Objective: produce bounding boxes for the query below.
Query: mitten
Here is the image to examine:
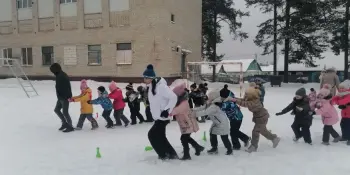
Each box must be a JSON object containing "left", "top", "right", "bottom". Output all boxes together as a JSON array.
[
  {"left": 160, "top": 109, "right": 169, "bottom": 118},
  {"left": 339, "top": 105, "right": 346, "bottom": 109}
]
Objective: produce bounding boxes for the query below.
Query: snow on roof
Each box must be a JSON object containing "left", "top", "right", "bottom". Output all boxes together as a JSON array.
[
  {"left": 276, "top": 52, "right": 346, "bottom": 71},
  {"left": 200, "top": 59, "right": 255, "bottom": 74},
  {"left": 261, "top": 65, "right": 273, "bottom": 72}
]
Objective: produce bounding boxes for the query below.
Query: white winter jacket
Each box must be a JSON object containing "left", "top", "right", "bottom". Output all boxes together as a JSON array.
[{"left": 147, "top": 78, "right": 177, "bottom": 121}]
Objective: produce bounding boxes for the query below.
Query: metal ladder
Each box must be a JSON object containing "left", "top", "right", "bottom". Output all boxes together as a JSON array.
[{"left": 4, "top": 58, "right": 39, "bottom": 98}]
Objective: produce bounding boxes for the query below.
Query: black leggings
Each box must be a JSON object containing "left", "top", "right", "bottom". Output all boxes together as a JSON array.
[{"left": 148, "top": 120, "right": 177, "bottom": 158}]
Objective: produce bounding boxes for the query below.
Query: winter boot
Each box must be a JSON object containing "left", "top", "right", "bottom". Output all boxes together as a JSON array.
[
  {"left": 75, "top": 127, "right": 82, "bottom": 131},
  {"left": 124, "top": 121, "right": 130, "bottom": 127},
  {"left": 130, "top": 122, "right": 137, "bottom": 125},
  {"left": 139, "top": 120, "right": 144, "bottom": 124},
  {"left": 340, "top": 137, "right": 347, "bottom": 141},
  {"left": 293, "top": 136, "right": 300, "bottom": 142},
  {"left": 226, "top": 149, "right": 233, "bottom": 155},
  {"left": 246, "top": 145, "right": 257, "bottom": 153},
  {"left": 322, "top": 142, "right": 330, "bottom": 146},
  {"left": 91, "top": 120, "right": 99, "bottom": 130},
  {"left": 63, "top": 126, "right": 74, "bottom": 133},
  {"left": 194, "top": 145, "right": 205, "bottom": 156},
  {"left": 106, "top": 124, "right": 115, "bottom": 129},
  {"left": 272, "top": 137, "right": 281, "bottom": 148},
  {"left": 207, "top": 148, "right": 218, "bottom": 155},
  {"left": 180, "top": 149, "right": 191, "bottom": 161},
  {"left": 347, "top": 140, "right": 350, "bottom": 146},
  {"left": 244, "top": 137, "right": 251, "bottom": 147},
  {"left": 333, "top": 137, "right": 341, "bottom": 143},
  {"left": 168, "top": 153, "right": 179, "bottom": 160},
  {"left": 58, "top": 123, "right": 67, "bottom": 131}
]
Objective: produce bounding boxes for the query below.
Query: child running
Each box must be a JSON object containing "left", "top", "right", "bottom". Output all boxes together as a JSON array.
[
  {"left": 125, "top": 83, "right": 145, "bottom": 125},
  {"left": 109, "top": 81, "right": 130, "bottom": 127}
]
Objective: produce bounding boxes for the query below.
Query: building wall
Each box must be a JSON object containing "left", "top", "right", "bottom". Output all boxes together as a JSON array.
[{"left": 0, "top": 0, "right": 202, "bottom": 81}]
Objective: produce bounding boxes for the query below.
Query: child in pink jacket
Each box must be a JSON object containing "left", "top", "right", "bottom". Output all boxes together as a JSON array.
[
  {"left": 170, "top": 82, "right": 204, "bottom": 160},
  {"left": 311, "top": 84, "right": 341, "bottom": 145}
]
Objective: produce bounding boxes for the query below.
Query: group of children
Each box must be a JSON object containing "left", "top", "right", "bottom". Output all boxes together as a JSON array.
[
  {"left": 67, "top": 80, "right": 154, "bottom": 130},
  {"left": 276, "top": 80, "right": 350, "bottom": 146}
]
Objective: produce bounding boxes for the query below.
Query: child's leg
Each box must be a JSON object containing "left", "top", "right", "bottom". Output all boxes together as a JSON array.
[
  {"left": 329, "top": 125, "right": 340, "bottom": 139},
  {"left": 230, "top": 120, "right": 242, "bottom": 149},
  {"left": 343, "top": 118, "right": 350, "bottom": 141},
  {"left": 322, "top": 125, "right": 331, "bottom": 143},
  {"left": 113, "top": 110, "right": 122, "bottom": 126},
  {"left": 76, "top": 114, "right": 87, "bottom": 129},
  {"left": 130, "top": 110, "right": 137, "bottom": 124},
  {"left": 301, "top": 125, "right": 312, "bottom": 144},
  {"left": 340, "top": 118, "right": 346, "bottom": 139},
  {"left": 210, "top": 133, "right": 218, "bottom": 149},
  {"left": 180, "top": 134, "right": 191, "bottom": 158},
  {"left": 291, "top": 121, "right": 302, "bottom": 139},
  {"left": 136, "top": 111, "right": 145, "bottom": 122},
  {"left": 251, "top": 123, "right": 262, "bottom": 148},
  {"left": 102, "top": 110, "right": 113, "bottom": 126},
  {"left": 145, "top": 106, "right": 153, "bottom": 122},
  {"left": 86, "top": 114, "right": 98, "bottom": 129},
  {"left": 220, "top": 135, "right": 233, "bottom": 151},
  {"left": 119, "top": 109, "right": 130, "bottom": 126}
]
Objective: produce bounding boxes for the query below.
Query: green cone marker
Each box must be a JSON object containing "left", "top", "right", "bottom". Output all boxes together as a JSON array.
[
  {"left": 202, "top": 131, "right": 207, "bottom": 142},
  {"left": 96, "top": 147, "right": 101, "bottom": 158}
]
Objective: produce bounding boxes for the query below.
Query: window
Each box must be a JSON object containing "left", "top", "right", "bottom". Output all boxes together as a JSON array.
[
  {"left": 171, "top": 14, "right": 175, "bottom": 23},
  {"left": 116, "top": 43, "right": 132, "bottom": 65},
  {"left": 21, "top": 48, "right": 33, "bottom": 66},
  {"left": 17, "top": 0, "right": 32, "bottom": 9},
  {"left": 42, "top": 46, "right": 54, "bottom": 66},
  {"left": 2, "top": 48, "right": 13, "bottom": 65},
  {"left": 88, "top": 45, "right": 102, "bottom": 65},
  {"left": 60, "top": 0, "right": 77, "bottom": 4}
]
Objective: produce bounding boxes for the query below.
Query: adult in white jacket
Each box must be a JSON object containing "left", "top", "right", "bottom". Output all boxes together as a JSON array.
[{"left": 143, "top": 64, "right": 178, "bottom": 160}]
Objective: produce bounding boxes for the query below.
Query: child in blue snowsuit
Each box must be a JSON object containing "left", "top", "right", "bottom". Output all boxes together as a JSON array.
[
  {"left": 88, "top": 86, "right": 114, "bottom": 128},
  {"left": 220, "top": 87, "right": 250, "bottom": 150}
]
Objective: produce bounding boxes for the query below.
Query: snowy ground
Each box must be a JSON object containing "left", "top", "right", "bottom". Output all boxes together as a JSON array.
[{"left": 0, "top": 79, "right": 349, "bottom": 175}]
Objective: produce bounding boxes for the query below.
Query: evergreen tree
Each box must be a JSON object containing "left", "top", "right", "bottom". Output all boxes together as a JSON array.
[
  {"left": 202, "top": 0, "right": 249, "bottom": 81},
  {"left": 246, "top": 0, "right": 330, "bottom": 83}
]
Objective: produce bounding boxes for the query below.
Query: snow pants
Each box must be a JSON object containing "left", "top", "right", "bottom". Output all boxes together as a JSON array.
[
  {"left": 180, "top": 134, "right": 201, "bottom": 157},
  {"left": 148, "top": 120, "right": 177, "bottom": 159},
  {"left": 113, "top": 108, "right": 130, "bottom": 126},
  {"left": 102, "top": 109, "right": 113, "bottom": 126},
  {"left": 323, "top": 125, "right": 340, "bottom": 143},
  {"left": 252, "top": 118, "right": 277, "bottom": 148},
  {"left": 291, "top": 121, "right": 312, "bottom": 144},
  {"left": 340, "top": 118, "right": 350, "bottom": 141},
  {"left": 145, "top": 106, "right": 154, "bottom": 122},
  {"left": 76, "top": 114, "right": 98, "bottom": 129},
  {"left": 230, "top": 120, "right": 250, "bottom": 149},
  {"left": 210, "top": 134, "right": 232, "bottom": 151}
]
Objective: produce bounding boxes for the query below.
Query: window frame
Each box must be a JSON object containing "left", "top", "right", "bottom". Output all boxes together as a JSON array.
[
  {"left": 41, "top": 46, "right": 54, "bottom": 66},
  {"left": 116, "top": 43, "right": 132, "bottom": 65},
  {"left": 88, "top": 45, "right": 102, "bottom": 66},
  {"left": 2, "top": 48, "right": 13, "bottom": 66},
  {"left": 60, "top": 0, "right": 77, "bottom": 4},
  {"left": 17, "top": 0, "right": 32, "bottom": 9},
  {"left": 21, "top": 48, "right": 33, "bottom": 66}
]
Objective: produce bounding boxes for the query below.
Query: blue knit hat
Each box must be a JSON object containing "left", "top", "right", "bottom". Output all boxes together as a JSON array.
[{"left": 143, "top": 64, "right": 156, "bottom": 78}]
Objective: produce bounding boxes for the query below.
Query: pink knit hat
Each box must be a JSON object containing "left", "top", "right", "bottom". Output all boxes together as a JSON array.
[
  {"left": 80, "top": 79, "right": 88, "bottom": 90},
  {"left": 109, "top": 81, "right": 118, "bottom": 92},
  {"left": 172, "top": 82, "right": 186, "bottom": 96},
  {"left": 317, "top": 84, "right": 331, "bottom": 99}
]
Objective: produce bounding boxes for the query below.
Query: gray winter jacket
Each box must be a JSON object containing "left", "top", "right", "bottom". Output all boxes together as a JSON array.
[
  {"left": 193, "top": 97, "right": 230, "bottom": 135},
  {"left": 320, "top": 68, "right": 340, "bottom": 96}
]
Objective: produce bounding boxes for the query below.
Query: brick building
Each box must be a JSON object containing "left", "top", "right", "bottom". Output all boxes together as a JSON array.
[{"left": 0, "top": 0, "right": 202, "bottom": 82}]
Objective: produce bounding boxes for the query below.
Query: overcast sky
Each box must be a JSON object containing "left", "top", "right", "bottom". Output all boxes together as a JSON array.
[{"left": 217, "top": 1, "right": 273, "bottom": 64}]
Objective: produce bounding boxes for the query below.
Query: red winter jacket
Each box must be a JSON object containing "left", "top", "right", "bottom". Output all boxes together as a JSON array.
[
  {"left": 108, "top": 88, "right": 126, "bottom": 110},
  {"left": 332, "top": 94, "right": 350, "bottom": 118}
]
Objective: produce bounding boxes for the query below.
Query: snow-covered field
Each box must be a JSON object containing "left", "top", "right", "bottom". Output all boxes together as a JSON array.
[{"left": 0, "top": 79, "right": 349, "bottom": 175}]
